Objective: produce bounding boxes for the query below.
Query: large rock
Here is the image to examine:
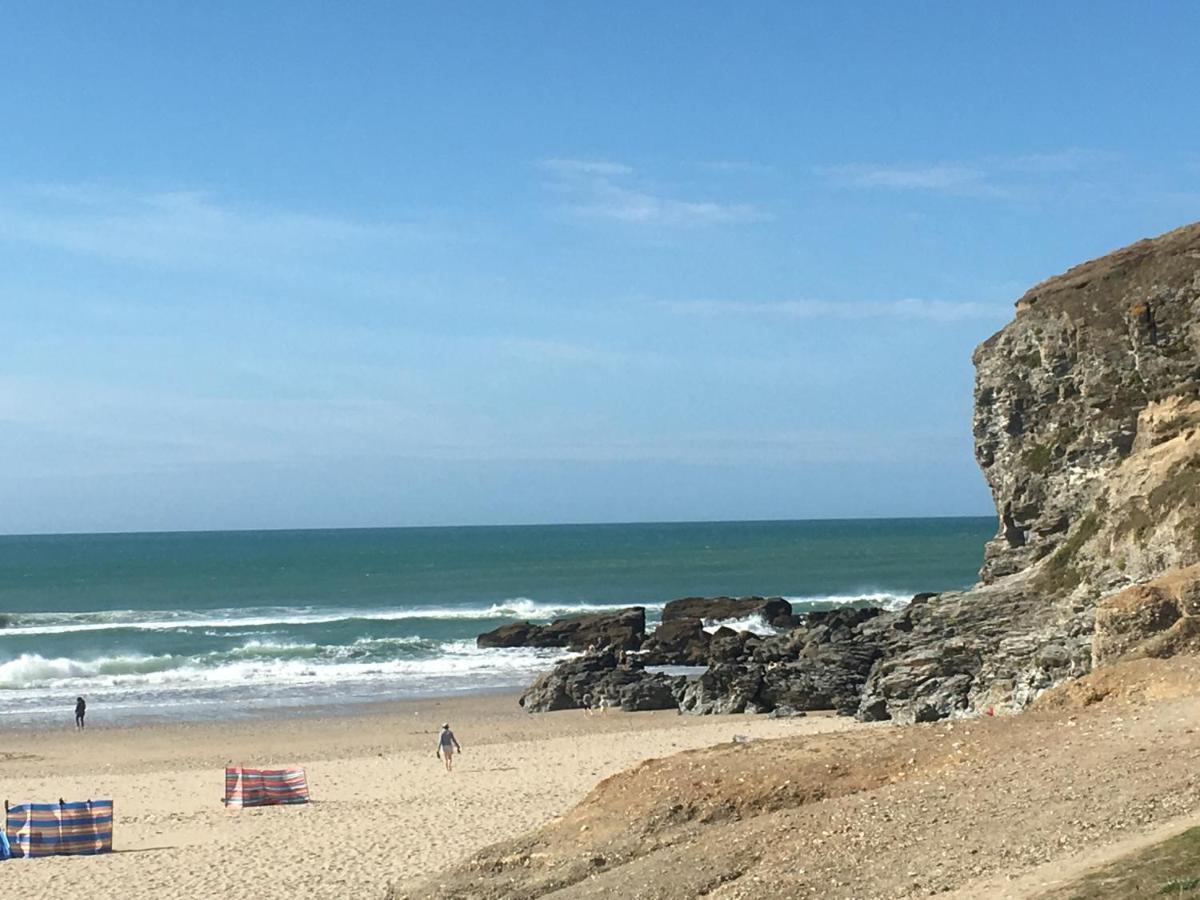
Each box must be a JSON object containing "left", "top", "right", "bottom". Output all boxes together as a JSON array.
[
  {"left": 661, "top": 596, "right": 793, "bottom": 627},
  {"left": 856, "top": 223, "right": 1200, "bottom": 721},
  {"left": 639, "top": 617, "right": 711, "bottom": 665},
  {"left": 519, "top": 652, "right": 682, "bottom": 713},
  {"left": 974, "top": 224, "right": 1200, "bottom": 586},
  {"left": 676, "top": 664, "right": 765, "bottom": 714},
  {"left": 478, "top": 607, "right": 646, "bottom": 652}
]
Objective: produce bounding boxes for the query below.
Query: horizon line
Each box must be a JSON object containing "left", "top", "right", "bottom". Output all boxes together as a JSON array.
[{"left": 0, "top": 512, "right": 998, "bottom": 540}]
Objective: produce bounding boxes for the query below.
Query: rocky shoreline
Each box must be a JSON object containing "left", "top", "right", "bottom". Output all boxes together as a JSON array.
[
  {"left": 483, "top": 222, "right": 1200, "bottom": 725},
  {"left": 477, "top": 596, "right": 890, "bottom": 717}
]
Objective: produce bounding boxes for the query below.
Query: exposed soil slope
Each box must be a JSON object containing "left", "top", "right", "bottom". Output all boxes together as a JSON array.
[{"left": 393, "top": 655, "right": 1200, "bottom": 899}]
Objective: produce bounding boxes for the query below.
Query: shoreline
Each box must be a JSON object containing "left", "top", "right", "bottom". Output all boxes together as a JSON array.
[
  {"left": 0, "top": 690, "right": 860, "bottom": 899},
  {"left": 0, "top": 682, "right": 531, "bottom": 733}
]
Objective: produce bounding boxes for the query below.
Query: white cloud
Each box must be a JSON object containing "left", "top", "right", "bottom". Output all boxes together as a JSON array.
[
  {"left": 539, "top": 158, "right": 634, "bottom": 177},
  {"left": 822, "top": 163, "right": 988, "bottom": 192},
  {"left": 574, "top": 183, "right": 762, "bottom": 226},
  {"left": 820, "top": 148, "right": 1114, "bottom": 196},
  {"left": 664, "top": 298, "right": 1007, "bottom": 323},
  {"left": 539, "top": 158, "right": 765, "bottom": 227}
]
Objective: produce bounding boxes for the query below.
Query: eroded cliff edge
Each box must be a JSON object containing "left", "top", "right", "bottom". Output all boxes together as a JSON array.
[{"left": 858, "top": 221, "right": 1200, "bottom": 722}]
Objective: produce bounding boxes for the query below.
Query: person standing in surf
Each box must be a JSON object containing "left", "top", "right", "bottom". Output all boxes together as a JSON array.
[
  {"left": 74, "top": 696, "right": 86, "bottom": 729},
  {"left": 436, "top": 723, "right": 462, "bottom": 772}
]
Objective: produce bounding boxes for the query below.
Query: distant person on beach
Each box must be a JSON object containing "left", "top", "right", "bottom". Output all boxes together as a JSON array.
[
  {"left": 437, "top": 723, "right": 462, "bottom": 772},
  {"left": 74, "top": 696, "right": 86, "bottom": 729}
]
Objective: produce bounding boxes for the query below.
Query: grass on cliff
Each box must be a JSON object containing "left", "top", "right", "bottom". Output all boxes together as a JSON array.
[
  {"left": 1037, "top": 512, "right": 1102, "bottom": 593},
  {"left": 1039, "top": 827, "right": 1200, "bottom": 898}
]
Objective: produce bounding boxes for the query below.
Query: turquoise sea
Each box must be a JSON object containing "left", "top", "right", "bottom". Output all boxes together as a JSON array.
[{"left": 0, "top": 518, "right": 994, "bottom": 724}]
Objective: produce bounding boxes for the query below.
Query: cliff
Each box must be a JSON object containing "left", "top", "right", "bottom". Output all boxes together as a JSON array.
[
  {"left": 975, "top": 221, "right": 1200, "bottom": 585},
  {"left": 857, "top": 221, "right": 1200, "bottom": 722}
]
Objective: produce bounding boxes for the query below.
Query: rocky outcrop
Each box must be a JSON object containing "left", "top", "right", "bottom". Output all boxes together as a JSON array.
[
  {"left": 476, "top": 607, "right": 646, "bottom": 652},
  {"left": 975, "top": 223, "right": 1200, "bottom": 585},
  {"left": 519, "top": 652, "right": 682, "bottom": 713},
  {"left": 660, "top": 595, "right": 793, "bottom": 627},
  {"left": 638, "top": 617, "right": 711, "bottom": 665},
  {"left": 856, "top": 223, "right": 1200, "bottom": 721},
  {"left": 523, "top": 605, "right": 887, "bottom": 716}
]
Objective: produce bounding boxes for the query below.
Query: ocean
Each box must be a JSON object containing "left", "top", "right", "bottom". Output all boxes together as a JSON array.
[{"left": 0, "top": 517, "right": 994, "bottom": 725}]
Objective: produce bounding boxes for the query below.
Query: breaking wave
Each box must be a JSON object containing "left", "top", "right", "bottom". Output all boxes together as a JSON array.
[{"left": 0, "top": 598, "right": 665, "bottom": 638}]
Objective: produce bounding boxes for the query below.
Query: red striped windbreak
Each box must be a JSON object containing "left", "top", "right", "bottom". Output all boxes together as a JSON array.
[
  {"left": 5, "top": 800, "right": 113, "bottom": 857},
  {"left": 223, "top": 767, "right": 309, "bottom": 808}
]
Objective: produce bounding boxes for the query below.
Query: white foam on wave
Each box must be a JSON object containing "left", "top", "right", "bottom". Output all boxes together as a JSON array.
[
  {"left": 782, "top": 591, "right": 913, "bottom": 611},
  {"left": 0, "top": 652, "right": 182, "bottom": 687},
  {"left": 0, "top": 640, "right": 564, "bottom": 696},
  {"left": 0, "top": 598, "right": 663, "bottom": 637},
  {"left": 701, "top": 613, "right": 779, "bottom": 636}
]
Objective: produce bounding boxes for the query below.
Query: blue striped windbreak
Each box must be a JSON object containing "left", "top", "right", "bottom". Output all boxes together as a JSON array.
[{"left": 5, "top": 800, "right": 114, "bottom": 857}]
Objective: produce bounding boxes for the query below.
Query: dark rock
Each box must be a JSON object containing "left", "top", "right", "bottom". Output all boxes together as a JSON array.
[
  {"left": 519, "top": 652, "right": 679, "bottom": 713},
  {"left": 639, "top": 618, "right": 711, "bottom": 665},
  {"left": 478, "top": 607, "right": 645, "bottom": 652},
  {"left": 804, "top": 607, "right": 884, "bottom": 633},
  {"left": 617, "top": 675, "right": 683, "bottom": 712},
  {"left": 707, "top": 629, "right": 761, "bottom": 664},
  {"left": 661, "top": 596, "right": 792, "bottom": 627},
  {"left": 540, "top": 607, "right": 645, "bottom": 652},
  {"left": 676, "top": 664, "right": 765, "bottom": 715},
  {"left": 475, "top": 621, "right": 536, "bottom": 649}
]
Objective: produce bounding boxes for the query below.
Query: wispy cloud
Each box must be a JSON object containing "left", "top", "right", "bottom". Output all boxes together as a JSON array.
[
  {"left": 665, "top": 298, "right": 1007, "bottom": 323},
  {"left": 0, "top": 183, "right": 429, "bottom": 270},
  {"left": 819, "top": 148, "right": 1114, "bottom": 197},
  {"left": 823, "top": 163, "right": 987, "bottom": 192},
  {"left": 539, "top": 157, "right": 765, "bottom": 226}
]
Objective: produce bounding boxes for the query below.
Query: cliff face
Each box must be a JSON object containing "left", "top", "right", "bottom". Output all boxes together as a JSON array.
[
  {"left": 974, "top": 223, "right": 1200, "bottom": 586},
  {"left": 857, "top": 223, "right": 1200, "bottom": 723}
]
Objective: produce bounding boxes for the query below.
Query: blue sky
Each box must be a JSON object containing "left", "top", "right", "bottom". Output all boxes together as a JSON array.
[{"left": 2, "top": 3, "right": 1198, "bottom": 533}]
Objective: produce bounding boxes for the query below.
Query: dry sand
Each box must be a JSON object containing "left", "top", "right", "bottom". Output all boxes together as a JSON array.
[{"left": 0, "top": 693, "right": 856, "bottom": 899}]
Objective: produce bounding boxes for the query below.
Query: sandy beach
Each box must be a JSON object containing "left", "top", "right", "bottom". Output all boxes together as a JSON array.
[{"left": 0, "top": 693, "right": 857, "bottom": 899}]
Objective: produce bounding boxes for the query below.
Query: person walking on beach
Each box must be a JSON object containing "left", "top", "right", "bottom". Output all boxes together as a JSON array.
[
  {"left": 74, "top": 696, "right": 86, "bottom": 730},
  {"left": 437, "top": 723, "right": 462, "bottom": 772}
]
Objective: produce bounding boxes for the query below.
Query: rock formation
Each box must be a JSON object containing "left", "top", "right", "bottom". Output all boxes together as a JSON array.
[
  {"left": 658, "top": 595, "right": 793, "bottom": 627},
  {"left": 855, "top": 222, "right": 1200, "bottom": 721},
  {"left": 519, "top": 606, "right": 884, "bottom": 715},
  {"left": 476, "top": 607, "right": 646, "bottom": 652},
  {"left": 518, "top": 650, "right": 683, "bottom": 713}
]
